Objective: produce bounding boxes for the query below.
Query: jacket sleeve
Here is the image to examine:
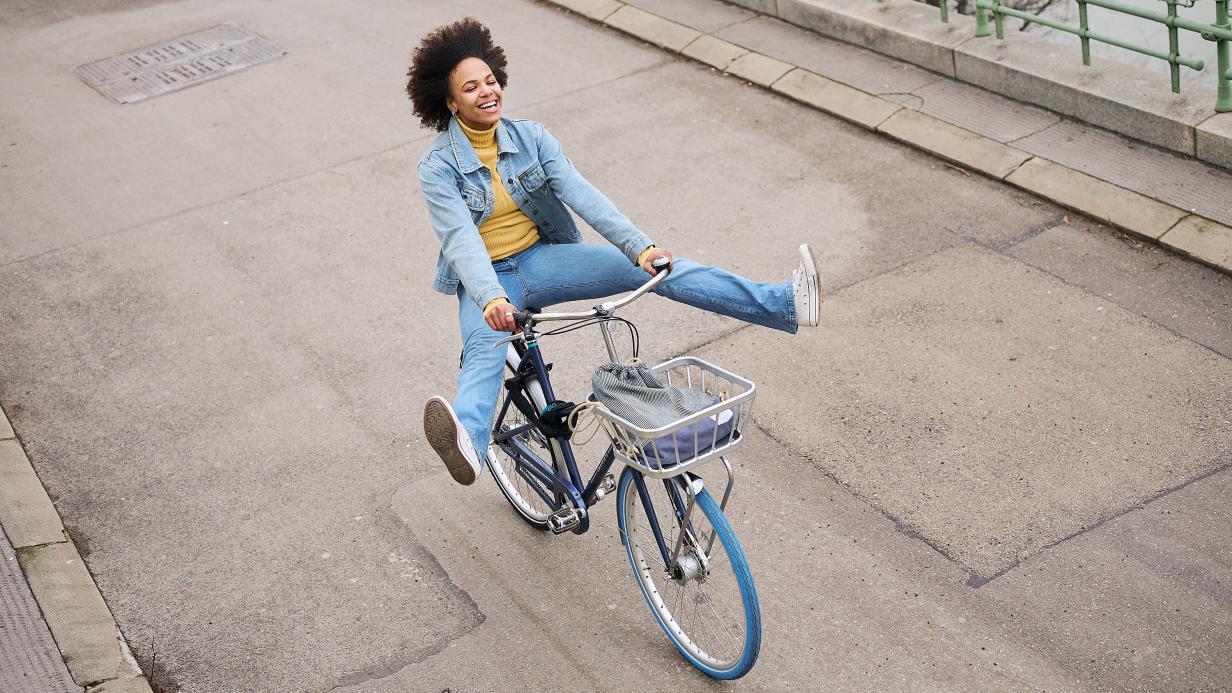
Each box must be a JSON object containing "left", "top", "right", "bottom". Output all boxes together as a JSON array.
[
  {"left": 535, "top": 122, "right": 653, "bottom": 264},
  {"left": 418, "top": 159, "right": 506, "bottom": 309}
]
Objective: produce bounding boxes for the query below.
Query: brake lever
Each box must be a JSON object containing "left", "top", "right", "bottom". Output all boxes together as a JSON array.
[{"left": 491, "top": 332, "right": 527, "bottom": 347}]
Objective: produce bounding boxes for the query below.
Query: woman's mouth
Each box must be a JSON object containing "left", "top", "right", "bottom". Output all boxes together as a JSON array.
[{"left": 478, "top": 100, "right": 499, "bottom": 113}]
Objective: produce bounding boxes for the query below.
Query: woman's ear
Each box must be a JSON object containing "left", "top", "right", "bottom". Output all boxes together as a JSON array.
[{"left": 445, "top": 98, "right": 457, "bottom": 115}]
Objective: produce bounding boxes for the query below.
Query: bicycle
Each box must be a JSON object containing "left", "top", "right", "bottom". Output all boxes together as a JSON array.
[{"left": 485, "top": 259, "right": 762, "bottom": 680}]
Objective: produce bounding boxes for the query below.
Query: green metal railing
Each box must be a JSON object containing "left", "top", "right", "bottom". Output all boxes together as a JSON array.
[{"left": 937, "top": 0, "right": 1232, "bottom": 112}]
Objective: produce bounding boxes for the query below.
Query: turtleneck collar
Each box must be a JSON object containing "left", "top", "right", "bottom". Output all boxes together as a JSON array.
[{"left": 457, "top": 116, "right": 497, "bottom": 149}]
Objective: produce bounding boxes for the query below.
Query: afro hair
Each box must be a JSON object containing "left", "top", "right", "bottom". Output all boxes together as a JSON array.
[{"left": 406, "top": 17, "right": 509, "bottom": 132}]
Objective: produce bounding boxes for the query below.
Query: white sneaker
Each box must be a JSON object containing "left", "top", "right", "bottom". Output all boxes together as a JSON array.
[
  {"left": 423, "top": 396, "right": 481, "bottom": 485},
  {"left": 792, "top": 243, "right": 821, "bottom": 327}
]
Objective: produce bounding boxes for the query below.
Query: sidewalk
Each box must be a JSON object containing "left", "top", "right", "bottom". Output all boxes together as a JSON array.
[
  {"left": 553, "top": 0, "right": 1232, "bottom": 275},
  {"left": 0, "top": 407, "right": 151, "bottom": 693}
]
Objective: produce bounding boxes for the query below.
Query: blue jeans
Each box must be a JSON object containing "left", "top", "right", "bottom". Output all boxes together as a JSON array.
[{"left": 454, "top": 242, "right": 797, "bottom": 456}]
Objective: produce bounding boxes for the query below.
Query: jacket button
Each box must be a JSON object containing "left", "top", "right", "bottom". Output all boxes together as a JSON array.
[{"left": 507, "top": 178, "right": 514, "bottom": 184}]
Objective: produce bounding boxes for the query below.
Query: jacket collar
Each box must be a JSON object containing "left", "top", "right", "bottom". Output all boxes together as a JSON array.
[{"left": 447, "top": 117, "right": 519, "bottom": 173}]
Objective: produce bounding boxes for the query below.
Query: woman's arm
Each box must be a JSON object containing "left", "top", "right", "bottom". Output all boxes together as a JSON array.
[
  {"left": 535, "top": 123, "right": 654, "bottom": 266},
  {"left": 418, "top": 159, "right": 507, "bottom": 309}
]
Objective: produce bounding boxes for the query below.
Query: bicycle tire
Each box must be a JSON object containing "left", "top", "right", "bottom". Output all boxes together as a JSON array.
[
  {"left": 616, "top": 465, "right": 761, "bottom": 679},
  {"left": 487, "top": 382, "right": 562, "bottom": 531}
]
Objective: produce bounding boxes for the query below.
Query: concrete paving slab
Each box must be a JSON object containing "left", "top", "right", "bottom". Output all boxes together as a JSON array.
[
  {"left": 604, "top": 5, "right": 700, "bottom": 52},
  {"left": 1006, "top": 158, "right": 1188, "bottom": 241},
  {"left": 1160, "top": 214, "right": 1232, "bottom": 273},
  {"left": 1196, "top": 112, "right": 1232, "bottom": 170},
  {"left": 724, "top": 51, "right": 793, "bottom": 87},
  {"left": 909, "top": 78, "right": 1060, "bottom": 144},
  {"left": 0, "top": 406, "right": 13, "bottom": 439},
  {"left": 0, "top": 527, "right": 80, "bottom": 693},
  {"left": 87, "top": 677, "right": 153, "bottom": 693},
  {"left": 877, "top": 108, "right": 1032, "bottom": 179},
  {"left": 978, "top": 467, "right": 1232, "bottom": 690},
  {"left": 715, "top": 15, "right": 941, "bottom": 99},
  {"left": 18, "top": 541, "right": 141, "bottom": 687},
  {"left": 1015, "top": 119, "right": 1232, "bottom": 228},
  {"left": 625, "top": 0, "right": 754, "bottom": 34},
  {"left": 0, "top": 0, "right": 665, "bottom": 266},
  {"left": 680, "top": 34, "right": 748, "bottom": 70},
  {"left": 776, "top": 0, "right": 970, "bottom": 77},
  {"left": 724, "top": 0, "right": 776, "bottom": 14},
  {"left": 772, "top": 68, "right": 902, "bottom": 129},
  {"left": 1006, "top": 220, "right": 1232, "bottom": 359},
  {"left": 375, "top": 426, "right": 1078, "bottom": 691},
  {"left": 551, "top": 0, "right": 624, "bottom": 22},
  {"left": 696, "top": 244, "right": 1232, "bottom": 579},
  {"left": 954, "top": 31, "right": 1213, "bottom": 156},
  {"left": 0, "top": 440, "right": 66, "bottom": 548}
]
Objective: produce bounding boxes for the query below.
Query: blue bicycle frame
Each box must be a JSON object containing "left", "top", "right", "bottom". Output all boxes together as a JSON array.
[{"left": 490, "top": 326, "right": 692, "bottom": 567}]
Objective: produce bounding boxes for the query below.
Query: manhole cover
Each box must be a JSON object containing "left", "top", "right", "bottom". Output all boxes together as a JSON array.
[{"left": 74, "top": 23, "right": 285, "bottom": 104}]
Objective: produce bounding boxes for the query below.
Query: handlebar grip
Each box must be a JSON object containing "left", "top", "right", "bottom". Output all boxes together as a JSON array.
[
  {"left": 512, "top": 309, "right": 534, "bottom": 328},
  {"left": 651, "top": 256, "right": 672, "bottom": 274}
]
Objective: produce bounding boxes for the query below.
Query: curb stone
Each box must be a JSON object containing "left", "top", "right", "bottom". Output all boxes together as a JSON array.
[
  {"left": 546, "top": 0, "right": 1232, "bottom": 277},
  {"left": 605, "top": 5, "right": 700, "bottom": 51},
  {"left": 771, "top": 68, "right": 901, "bottom": 129},
  {"left": 1160, "top": 216, "right": 1232, "bottom": 272},
  {"left": 0, "top": 406, "right": 153, "bottom": 693},
  {"left": 681, "top": 34, "right": 749, "bottom": 70},
  {"left": 725, "top": 51, "right": 793, "bottom": 87},
  {"left": 877, "top": 108, "right": 1032, "bottom": 179}
]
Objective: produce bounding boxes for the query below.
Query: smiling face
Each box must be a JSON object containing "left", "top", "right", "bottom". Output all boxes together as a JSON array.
[{"left": 446, "top": 57, "right": 502, "bottom": 131}]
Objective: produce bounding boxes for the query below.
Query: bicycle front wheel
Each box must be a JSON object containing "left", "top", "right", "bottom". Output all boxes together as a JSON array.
[{"left": 616, "top": 466, "right": 761, "bottom": 679}]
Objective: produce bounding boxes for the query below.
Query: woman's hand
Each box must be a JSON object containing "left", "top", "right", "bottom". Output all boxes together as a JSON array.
[
  {"left": 484, "top": 297, "right": 519, "bottom": 332},
  {"left": 641, "top": 247, "right": 674, "bottom": 275}
]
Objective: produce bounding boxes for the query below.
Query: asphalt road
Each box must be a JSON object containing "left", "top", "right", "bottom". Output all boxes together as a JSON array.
[{"left": 1, "top": 0, "right": 1229, "bottom": 690}]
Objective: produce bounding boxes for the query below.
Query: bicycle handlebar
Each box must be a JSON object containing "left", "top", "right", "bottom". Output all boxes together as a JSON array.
[{"left": 514, "top": 257, "right": 672, "bottom": 328}]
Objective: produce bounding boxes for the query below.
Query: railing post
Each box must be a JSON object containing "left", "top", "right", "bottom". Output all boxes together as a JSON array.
[
  {"left": 975, "top": 0, "right": 992, "bottom": 37},
  {"left": 1078, "top": 0, "right": 1091, "bottom": 66},
  {"left": 940, "top": 0, "right": 949, "bottom": 24},
  {"left": 1167, "top": 1, "right": 1181, "bottom": 93},
  {"left": 994, "top": 0, "right": 1005, "bottom": 39},
  {"left": 1218, "top": 0, "right": 1232, "bottom": 111}
]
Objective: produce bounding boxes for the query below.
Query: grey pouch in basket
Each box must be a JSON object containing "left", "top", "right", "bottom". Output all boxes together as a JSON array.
[
  {"left": 642, "top": 406, "right": 738, "bottom": 469},
  {"left": 591, "top": 362, "right": 735, "bottom": 468}
]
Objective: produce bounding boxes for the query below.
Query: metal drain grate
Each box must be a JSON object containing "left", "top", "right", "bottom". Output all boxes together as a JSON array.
[
  {"left": 74, "top": 23, "right": 285, "bottom": 104},
  {"left": 0, "top": 527, "right": 80, "bottom": 693}
]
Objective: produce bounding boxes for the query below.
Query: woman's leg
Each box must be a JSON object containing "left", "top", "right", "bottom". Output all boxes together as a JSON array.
[
  {"left": 452, "top": 284, "right": 522, "bottom": 459},
  {"left": 518, "top": 243, "right": 798, "bottom": 333}
]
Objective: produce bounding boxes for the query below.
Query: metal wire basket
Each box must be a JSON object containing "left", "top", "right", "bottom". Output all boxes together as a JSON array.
[{"left": 587, "top": 356, "right": 756, "bottom": 479}]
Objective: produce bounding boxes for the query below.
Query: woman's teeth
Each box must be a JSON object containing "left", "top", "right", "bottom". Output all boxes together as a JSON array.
[{"left": 479, "top": 101, "right": 498, "bottom": 111}]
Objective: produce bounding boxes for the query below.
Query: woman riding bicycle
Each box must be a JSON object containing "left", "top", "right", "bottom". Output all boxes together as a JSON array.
[{"left": 409, "top": 17, "right": 821, "bottom": 486}]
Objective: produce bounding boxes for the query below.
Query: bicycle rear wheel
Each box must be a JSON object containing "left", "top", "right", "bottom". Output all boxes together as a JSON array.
[
  {"left": 615, "top": 466, "right": 761, "bottom": 679},
  {"left": 488, "top": 385, "right": 561, "bottom": 531}
]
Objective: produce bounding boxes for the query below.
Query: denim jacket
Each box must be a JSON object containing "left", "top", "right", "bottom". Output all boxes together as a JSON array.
[{"left": 418, "top": 117, "right": 653, "bottom": 309}]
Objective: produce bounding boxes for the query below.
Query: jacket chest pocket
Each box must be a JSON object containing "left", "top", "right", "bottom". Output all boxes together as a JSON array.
[
  {"left": 461, "top": 183, "right": 486, "bottom": 212},
  {"left": 517, "top": 162, "right": 548, "bottom": 193}
]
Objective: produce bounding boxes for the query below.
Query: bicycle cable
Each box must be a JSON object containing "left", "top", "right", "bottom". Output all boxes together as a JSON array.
[{"left": 538, "top": 315, "right": 640, "bottom": 358}]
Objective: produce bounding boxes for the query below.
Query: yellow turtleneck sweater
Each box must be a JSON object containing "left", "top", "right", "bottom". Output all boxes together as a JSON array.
[{"left": 458, "top": 118, "right": 540, "bottom": 261}]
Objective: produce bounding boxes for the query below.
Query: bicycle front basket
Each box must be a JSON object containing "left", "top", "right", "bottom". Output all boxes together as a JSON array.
[{"left": 588, "top": 357, "right": 755, "bottom": 479}]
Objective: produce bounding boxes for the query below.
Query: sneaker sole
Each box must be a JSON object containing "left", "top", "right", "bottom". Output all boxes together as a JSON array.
[
  {"left": 798, "top": 243, "right": 821, "bottom": 326},
  {"left": 423, "top": 399, "right": 478, "bottom": 485}
]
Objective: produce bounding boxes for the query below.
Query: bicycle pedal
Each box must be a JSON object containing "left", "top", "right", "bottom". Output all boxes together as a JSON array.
[
  {"left": 592, "top": 473, "right": 616, "bottom": 501},
  {"left": 547, "top": 506, "right": 583, "bottom": 534}
]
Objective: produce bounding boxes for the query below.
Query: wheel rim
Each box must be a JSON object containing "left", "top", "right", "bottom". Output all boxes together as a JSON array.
[
  {"left": 622, "top": 476, "right": 752, "bottom": 671},
  {"left": 488, "top": 393, "right": 556, "bottom": 524}
]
